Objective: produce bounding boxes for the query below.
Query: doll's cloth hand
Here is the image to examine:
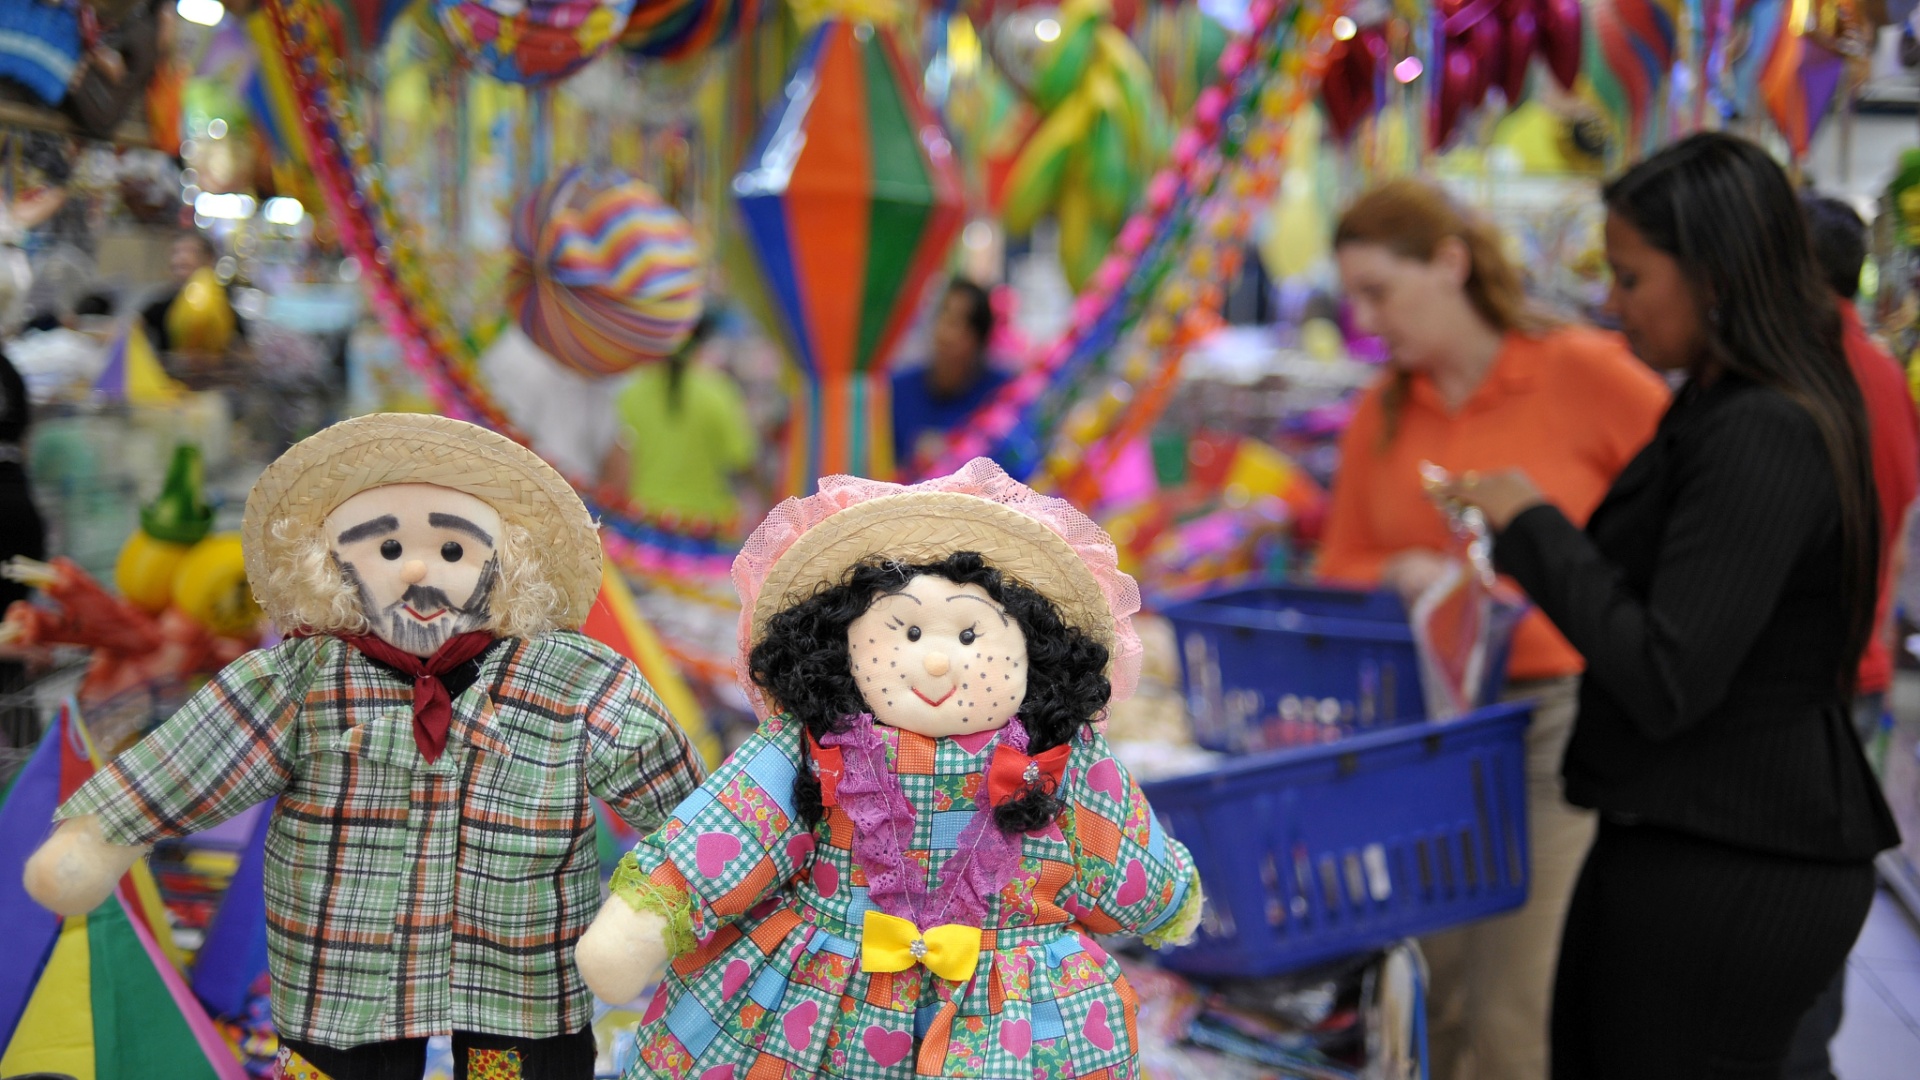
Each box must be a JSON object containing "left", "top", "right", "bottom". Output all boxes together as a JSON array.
[
  {"left": 23, "top": 814, "right": 146, "bottom": 917},
  {"left": 575, "top": 896, "right": 674, "bottom": 1006}
]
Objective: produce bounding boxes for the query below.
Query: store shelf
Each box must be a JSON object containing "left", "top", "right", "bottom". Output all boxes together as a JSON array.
[{"left": 0, "top": 98, "right": 155, "bottom": 150}]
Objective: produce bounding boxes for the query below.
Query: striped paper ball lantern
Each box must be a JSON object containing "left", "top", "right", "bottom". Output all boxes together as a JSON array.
[{"left": 508, "top": 168, "right": 705, "bottom": 377}]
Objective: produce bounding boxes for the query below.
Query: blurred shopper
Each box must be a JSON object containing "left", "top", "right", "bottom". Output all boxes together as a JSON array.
[
  {"left": 1445, "top": 132, "right": 1899, "bottom": 1080},
  {"left": 890, "top": 278, "right": 1008, "bottom": 470},
  {"left": 1782, "top": 195, "right": 1920, "bottom": 1080},
  {"left": 1319, "top": 178, "right": 1669, "bottom": 1080},
  {"left": 603, "top": 312, "right": 758, "bottom": 531},
  {"left": 0, "top": 342, "right": 47, "bottom": 747},
  {"left": 140, "top": 230, "right": 236, "bottom": 354}
]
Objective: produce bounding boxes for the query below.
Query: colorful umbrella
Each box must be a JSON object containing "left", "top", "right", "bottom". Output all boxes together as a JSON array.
[{"left": 732, "top": 18, "right": 965, "bottom": 488}]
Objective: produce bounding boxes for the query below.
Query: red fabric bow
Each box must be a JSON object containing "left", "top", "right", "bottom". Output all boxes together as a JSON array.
[
  {"left": 806, "top": 731, "right": 845, "bottom": 806},
  {"left": 987, "top": 743, "right": 1071, "bottom": 806},
  {"left": 341, "top": 631, "right": 496, "bottom": 763}
]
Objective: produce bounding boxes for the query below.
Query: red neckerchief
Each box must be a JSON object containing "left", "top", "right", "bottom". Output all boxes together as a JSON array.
[{"left": 340, "top": 631, "right": 496, "bottom": 763}]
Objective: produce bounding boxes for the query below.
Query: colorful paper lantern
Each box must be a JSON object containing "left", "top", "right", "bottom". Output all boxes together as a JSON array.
[
  {"left": 732, "top": 18, "right": 965, "bottom": 488},
  {"left": 620, "top": 0, "right": 757, "bottom": 59},
  {"left": 435, "top": 0, "right": 637, "bottom": 85},
  {"left": 508, "top": 168, "right": 705, "bottom": 376}
]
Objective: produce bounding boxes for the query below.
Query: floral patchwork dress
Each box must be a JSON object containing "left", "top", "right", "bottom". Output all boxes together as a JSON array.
[{"left": 610, "top": 713, "right": 1201, "bottom": 1079}]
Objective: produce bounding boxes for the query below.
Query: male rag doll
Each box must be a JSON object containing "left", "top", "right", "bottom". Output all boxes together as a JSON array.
[
  {"left": 574, "top": 458, "right": 1204, "bottom": 1079},
  {"left": 23, "top": 413, "right": 705, "bottom": 1080}
]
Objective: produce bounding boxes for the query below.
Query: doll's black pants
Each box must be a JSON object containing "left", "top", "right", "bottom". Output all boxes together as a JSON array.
[{"left": 279, "top": 1025, "right": 596, "bottom": 1080}]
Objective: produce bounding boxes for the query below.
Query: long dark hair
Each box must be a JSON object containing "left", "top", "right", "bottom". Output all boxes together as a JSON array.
[
  {"left": 747, "top": 551, "right": 1110, "bottom": 835},
  {"left": 1603, "top": 132, "right": 1878, "bottom": 691}
]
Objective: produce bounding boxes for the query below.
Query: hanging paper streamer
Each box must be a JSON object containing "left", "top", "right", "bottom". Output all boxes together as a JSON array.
[
  {"left": 261, "top": 0, "right": 737, "bottom": 581},
  {"left": 1593, "top": 0, "right": 1680, "bottom": 150},
  {"left": 920, "top": 0, "right": 1332, "bottom": 492},
  {"left": 620, "top": 0, "right": 759, "bottom": 59},
  {"left": 1760, "top": 0, "right": 1849, "bottom": 159},
  {"left": 732, "top": 17, "right": 965, "bottom": 489},
  {"left": 325, "top": 0, "right": 413, "bottom": 54},
  {"left": 999, "top": 0, "right": 1171, "bottom": 290},
  {"left": 1726, "top": 0, "right": 1788, "bottom": 119},
  {"left": 508, "top": 169, "right": 705, "bottom": 376},
  {"left": 435, "top": 0, "right": 637, "bottom": 85}
]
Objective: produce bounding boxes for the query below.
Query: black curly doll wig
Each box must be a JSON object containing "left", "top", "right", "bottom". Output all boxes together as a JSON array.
[{"left": 749, "top": 551, "right": 1111, "bottom": 836}]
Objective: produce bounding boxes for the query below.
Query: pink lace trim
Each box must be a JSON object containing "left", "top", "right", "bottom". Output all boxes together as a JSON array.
[{"left": 732, "top": 458, "right": 1143, "bottom": 717}]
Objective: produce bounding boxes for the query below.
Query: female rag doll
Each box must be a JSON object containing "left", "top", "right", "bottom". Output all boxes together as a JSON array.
[{"left": 575, "top": 459, "right": 1203, "bottom": 1079}]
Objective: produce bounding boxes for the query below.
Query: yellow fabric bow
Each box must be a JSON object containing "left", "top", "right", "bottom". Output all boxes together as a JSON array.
[{"left": 861, "top": 910, "right": 983, "bottom": 983}]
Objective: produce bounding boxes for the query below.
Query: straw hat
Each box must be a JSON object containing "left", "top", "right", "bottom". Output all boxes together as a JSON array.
[
  {"left": 242, "top": 413, "right": 601, "bottom": 623},
  {"left": 749, "top": 490, "right": 1118, "bottom": 656}
]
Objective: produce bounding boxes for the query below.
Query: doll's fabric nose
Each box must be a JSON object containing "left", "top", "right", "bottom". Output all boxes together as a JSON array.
[
  {"left": 923, "top": 652, "right": 950, "bottom": 677},
  {"left": 401, "top": 559, "right": 429, "bottom": 584}
]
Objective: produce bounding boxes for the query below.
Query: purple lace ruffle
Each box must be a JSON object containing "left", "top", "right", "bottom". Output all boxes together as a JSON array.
[{"left": 823, "top": 714, "right": 1033, "bottom": 931}]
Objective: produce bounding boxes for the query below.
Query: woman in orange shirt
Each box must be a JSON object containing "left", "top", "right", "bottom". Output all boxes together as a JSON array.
[{"left": 1319, "top": 180, "right": 1669, "bottom": 1080}]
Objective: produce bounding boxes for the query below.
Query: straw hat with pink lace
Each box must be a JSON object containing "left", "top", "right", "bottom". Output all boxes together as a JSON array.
[{"left": 733, "top": 458, "right": 1143, "bottom": 718}]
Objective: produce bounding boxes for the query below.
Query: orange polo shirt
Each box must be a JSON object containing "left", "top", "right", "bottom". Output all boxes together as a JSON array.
[{"left": 1317, "top": 326, "right": 1670, "bottom": 682}]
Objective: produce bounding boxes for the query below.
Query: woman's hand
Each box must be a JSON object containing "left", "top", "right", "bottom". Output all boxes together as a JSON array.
[
  {"left": 1441, "top": 469, "right": 1547, "bottom": 531},
  {"left": 1381, "top": 550, "right": 1457, "bottom": 602}
]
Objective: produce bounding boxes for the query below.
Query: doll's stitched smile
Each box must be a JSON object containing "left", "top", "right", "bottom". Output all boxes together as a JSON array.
[{"left": 912, "top": 686, "right": 955, "bottom": 707}]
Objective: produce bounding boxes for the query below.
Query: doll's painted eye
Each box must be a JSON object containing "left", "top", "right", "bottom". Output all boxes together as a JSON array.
[
  {"left": 441, "top": 542, "right": 464, "bottom": 562},
  {"left": 380, "top": 540, "right": 403, "bottom": 560},
  {"left": 907, "top": 626, "right": 922, "bottom": 642},
  {"left": 959, "top": 628, "right": 977, "bottom": 646}
]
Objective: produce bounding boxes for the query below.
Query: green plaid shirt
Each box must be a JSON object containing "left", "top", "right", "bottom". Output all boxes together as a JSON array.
[{"left": 57, "top": 632, "right": 704, "bottom": 1049}]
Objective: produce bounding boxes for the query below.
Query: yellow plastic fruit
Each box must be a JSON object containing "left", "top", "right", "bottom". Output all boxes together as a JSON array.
[
  {"left": 166, "top": 267, "right": 237, "bottom": 354},
  {"left": 116, "top": 530, "right": 192, "bottom": 614},
  {"left": 171, "top": 533, "right": 263, "bottom": 638}
]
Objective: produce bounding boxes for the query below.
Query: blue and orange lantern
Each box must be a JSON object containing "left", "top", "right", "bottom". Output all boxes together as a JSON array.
[{"left": 732, "top": 18, "right": 965, "bottom": 490}]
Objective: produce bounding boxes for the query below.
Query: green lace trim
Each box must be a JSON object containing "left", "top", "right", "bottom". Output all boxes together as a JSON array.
[
  {"left": 608, "top": 852, "right": 697, "bottom": 957},
  {"left": 1142, "top": 871, "right": 1206, "bottom": 951}
]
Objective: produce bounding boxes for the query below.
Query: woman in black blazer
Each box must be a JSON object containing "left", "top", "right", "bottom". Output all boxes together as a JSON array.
[{"left": 1447, "top": 133, "right": 1900, "bottom": 1078}]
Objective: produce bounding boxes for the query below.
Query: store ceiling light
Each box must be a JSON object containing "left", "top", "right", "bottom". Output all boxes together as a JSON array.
[
  {"left": 1393, "top": 57, "right": 1423, "bottom": 83},
  {"left": 207, "top": 118, "right": 228, "bottom": 140},
  {"left": 1035, "top": 18, "right": 1060, "bottom": 42},
  {"left": 1333, "top": 16, "right": 1357, "bottom": 40},
  {"left": 194, "top": 192, "right": 256, "bottom": 220},
  {"left": 177, "top": 0, "right": 224, "bottom": 27},
  {"left": 263, "top": 197, "right": 305, "bottom": 226}
]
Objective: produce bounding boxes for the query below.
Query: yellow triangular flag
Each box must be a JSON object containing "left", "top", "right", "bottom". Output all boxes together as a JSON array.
[
  {"left": 1, "top": 915, "right": 98, "bottom": 1080},
  {"left": 125, "top": 323, "right": 186, "bottom": 406}
]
